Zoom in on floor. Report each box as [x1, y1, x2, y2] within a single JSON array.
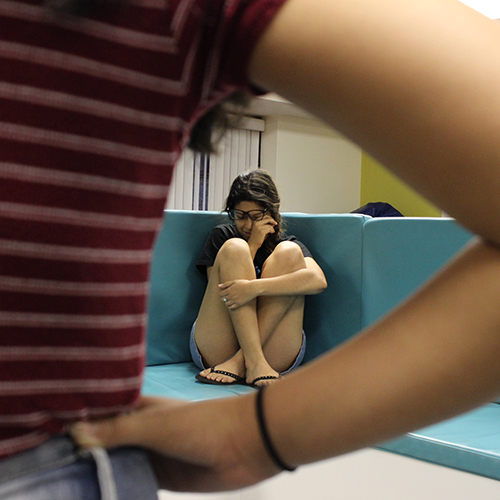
[[158, 448, 500, 500]]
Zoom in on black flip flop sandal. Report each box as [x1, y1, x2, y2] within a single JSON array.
[[195, 367, 246, 385], [250, 374, 282, 388]]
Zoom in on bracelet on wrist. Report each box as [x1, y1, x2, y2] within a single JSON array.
[[255, 386, 297, 472]]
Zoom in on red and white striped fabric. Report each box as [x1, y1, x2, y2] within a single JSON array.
[[0, 0, 287, 458]]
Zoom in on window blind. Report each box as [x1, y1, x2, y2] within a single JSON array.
[[167, 117, 264, 211]]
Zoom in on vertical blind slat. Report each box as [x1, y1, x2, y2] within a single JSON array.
[[167, 125, 262, 211]]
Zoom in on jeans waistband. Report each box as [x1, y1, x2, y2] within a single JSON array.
[[0, 435, 118, 500]]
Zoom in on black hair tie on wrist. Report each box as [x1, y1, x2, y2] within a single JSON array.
[[255, 386, 296, 472]]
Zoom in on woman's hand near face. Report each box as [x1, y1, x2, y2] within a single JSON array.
[[247, 215, 277, 255]]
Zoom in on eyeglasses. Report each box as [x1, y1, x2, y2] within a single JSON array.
[[227, 208, 268, 221]]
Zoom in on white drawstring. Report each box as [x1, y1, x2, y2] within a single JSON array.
[[84, 447, 118, 500]]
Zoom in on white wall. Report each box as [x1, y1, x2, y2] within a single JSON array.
[[260, 115, 362, 214]]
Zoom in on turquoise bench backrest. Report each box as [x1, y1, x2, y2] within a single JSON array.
[[361, 217, 474, 328], [147, 211, 368, 366], [283, 213, 368, 361], [147, 210, 223, 366], [147, 212, 473, 367]]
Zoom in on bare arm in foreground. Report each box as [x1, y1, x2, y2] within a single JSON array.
[[71, 0, 500, 491]]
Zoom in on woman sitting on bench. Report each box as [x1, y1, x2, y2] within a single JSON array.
[[191, 170, 327, 388]]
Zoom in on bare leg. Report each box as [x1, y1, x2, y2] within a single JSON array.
[[195, 238, 269, 383], [195, 240, 307, 386], [251, 242, 306, 385]]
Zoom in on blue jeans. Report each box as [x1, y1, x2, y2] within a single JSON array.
[[0, 435, 158, 500]]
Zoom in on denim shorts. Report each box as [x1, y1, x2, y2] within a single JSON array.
[[0, 434, 158, 500], [190, 321, 306, 375]]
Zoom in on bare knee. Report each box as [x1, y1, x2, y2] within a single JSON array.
[[218, 238, 251, 260], [214, 238, 253, 274], [262, 241, 305, 276]]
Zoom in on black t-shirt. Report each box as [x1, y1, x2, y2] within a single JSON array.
[[196, 224, 313, 277]]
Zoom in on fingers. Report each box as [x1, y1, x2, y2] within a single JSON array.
[[263, 216, 277, 231], [70, 415, 130, 449], [218, 282, 234, 301], [72, 394, 278, 492], [70, 414, 141, 449], [257, 217, 277, 232], [218, 282, 232, 291], [251, 217, 276, 239], [218, 282, 233, 308], [218, 282, 246, 309], [222, 297, 240, 310], [69, 396, 185, 449], [262, 214, 277, 225]]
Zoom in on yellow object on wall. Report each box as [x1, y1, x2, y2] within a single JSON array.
[[360, 153, 441, 217]]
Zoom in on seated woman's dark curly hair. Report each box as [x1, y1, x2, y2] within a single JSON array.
[[224, 170, 283, 253]]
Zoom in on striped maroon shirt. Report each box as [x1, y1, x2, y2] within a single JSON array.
[[0, 0, 287, 458]]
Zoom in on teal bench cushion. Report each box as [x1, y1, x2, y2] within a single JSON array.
[[279, 213, 368, 361], [143, 363, 254, 400], [360, 217, 500, 480], [147, 211, 223, 366], [361, 217, 473, 328], [378, 403, 500, 481]]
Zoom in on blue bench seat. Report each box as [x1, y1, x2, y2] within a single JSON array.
[[144, 210, 500, 481]]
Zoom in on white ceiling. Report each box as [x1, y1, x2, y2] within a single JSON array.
[[457, 1, 500, 19]]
